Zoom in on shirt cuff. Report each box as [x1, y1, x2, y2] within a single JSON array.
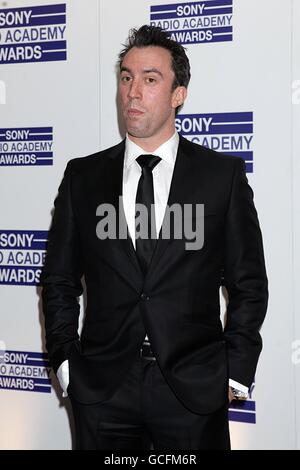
[[56, 359, 69, 397], [229, 378, 249, 396]]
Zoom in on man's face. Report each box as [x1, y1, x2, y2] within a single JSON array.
[[119, 46, 186, 147]]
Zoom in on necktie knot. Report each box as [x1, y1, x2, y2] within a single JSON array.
[[136, 154, 161, 172]]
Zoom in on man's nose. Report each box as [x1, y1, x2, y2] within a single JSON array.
[[128, 79, 142, 99]]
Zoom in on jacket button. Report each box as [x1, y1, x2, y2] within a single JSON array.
[[140, 293, 149, 300]]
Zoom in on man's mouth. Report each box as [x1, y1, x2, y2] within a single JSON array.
[[127, 108, 144, 117]]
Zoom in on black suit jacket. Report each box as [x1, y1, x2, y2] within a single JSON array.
[[41, 135, 268, 413]]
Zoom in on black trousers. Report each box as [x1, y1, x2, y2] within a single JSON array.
[[69, 356, 230, 450]]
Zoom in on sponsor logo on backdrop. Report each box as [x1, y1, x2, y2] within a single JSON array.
[[0, 3, 66, 64], [150, 0, 233, 44], [176, 112, 253, 173], [0, 230, 47, 285], [0, 127, 53, 166], [229, 383, 256, 424], [0, 348, 51, 393]]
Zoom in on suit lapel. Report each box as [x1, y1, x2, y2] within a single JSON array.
[[146, 136, 194, 277], [105, 136, 198, 283]]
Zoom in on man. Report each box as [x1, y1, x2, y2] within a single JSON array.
[[41, 25, 268, 450]]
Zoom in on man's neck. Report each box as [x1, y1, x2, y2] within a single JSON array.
[[127, 128, 176, 153]]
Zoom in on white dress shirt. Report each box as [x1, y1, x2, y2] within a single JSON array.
[[122, 131, 179, 246], [57, 132, 248, 397]]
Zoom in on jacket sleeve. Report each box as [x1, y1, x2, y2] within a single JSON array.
[[40, 161, 83, 373], [223, 158, 268, 388]]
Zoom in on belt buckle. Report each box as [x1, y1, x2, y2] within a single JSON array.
[[140, 340, 156, 361]]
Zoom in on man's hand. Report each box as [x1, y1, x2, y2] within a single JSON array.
[[228, 386, 235, 403]]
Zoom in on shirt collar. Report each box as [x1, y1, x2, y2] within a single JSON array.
[[124, 132, 179, 169]]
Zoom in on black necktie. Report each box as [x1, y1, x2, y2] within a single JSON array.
[[135, 154, 161, 274]]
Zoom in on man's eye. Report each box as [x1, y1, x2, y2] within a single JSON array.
[[146, 77, 156, 83], [121, 76, 131, 82]]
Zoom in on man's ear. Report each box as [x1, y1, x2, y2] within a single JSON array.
[[172, 86, 187, 109]]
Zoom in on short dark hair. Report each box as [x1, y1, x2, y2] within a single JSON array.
[[118, 25, 191, 90]]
